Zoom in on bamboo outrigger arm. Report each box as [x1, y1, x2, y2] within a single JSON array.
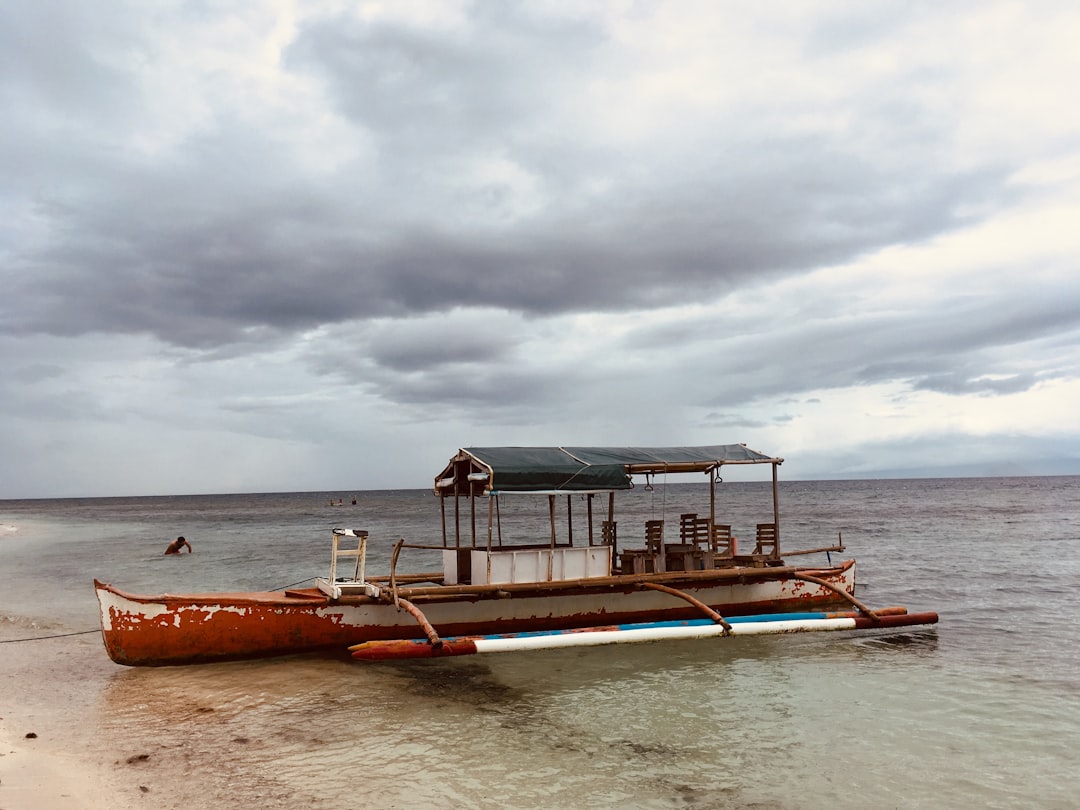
[[793, 571, 879, 620], [394, 597, 443, 649], [389, 539, 404, 607], [781, 542, 846, 557], [387, 538, 443, 647], [640, 582, 732, 632]]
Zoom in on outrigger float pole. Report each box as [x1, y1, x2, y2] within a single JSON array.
[[349, 607, 938, 661]]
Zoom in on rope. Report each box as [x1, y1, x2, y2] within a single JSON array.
[[4, 574, 326, 645], [4, 576, 320, 645], [274, 576, 316, 590], [648, 468, 670, 522], [0, 629, 99, 643]]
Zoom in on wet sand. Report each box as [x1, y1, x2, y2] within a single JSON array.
[[0, 716, 118, 810], [0, 618, 362, 810], [0, 621, 148, 810]]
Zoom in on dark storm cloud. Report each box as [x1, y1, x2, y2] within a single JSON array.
[[1, 143, 1009, 349], [2, 1, 1079, 496], [0, 3, 1020, 356]]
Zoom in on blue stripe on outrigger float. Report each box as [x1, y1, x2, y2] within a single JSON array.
[[348, 607, 938, 661], [426, 608, 905, 640]]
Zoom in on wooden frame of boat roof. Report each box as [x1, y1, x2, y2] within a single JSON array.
[[433, 444, 786, 555]]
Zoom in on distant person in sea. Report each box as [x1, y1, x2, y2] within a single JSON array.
[[164, 536, 192, 555]]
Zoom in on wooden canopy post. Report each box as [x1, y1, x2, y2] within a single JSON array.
[[548, 495, 556, 547], [454, 489, 461, 549], [771, 462, 781, 558], [709, 466, 718, 531], [566, 494, 573, 546], [587, 493, 594, 546], [441, 495, 448, 548], [470, 486, 476, 550], [608, 491, 616, 556]]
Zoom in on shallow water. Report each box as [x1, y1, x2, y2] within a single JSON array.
[[2, 477, 1079, 808]]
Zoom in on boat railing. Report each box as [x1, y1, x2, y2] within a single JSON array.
[[321, 526, 846, 601]]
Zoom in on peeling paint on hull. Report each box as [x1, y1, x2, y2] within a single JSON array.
[[94, 560, 856, 666]]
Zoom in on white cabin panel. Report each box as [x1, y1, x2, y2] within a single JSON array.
[[470, 546, 612, 585], [443, 549, 459, 585]]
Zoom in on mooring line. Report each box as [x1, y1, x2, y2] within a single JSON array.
[[0, 629, 99, 643]]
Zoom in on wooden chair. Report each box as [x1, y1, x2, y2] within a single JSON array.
[[657, 519, 700, 572], [679, 513, 726, 569], [619, 520, 667, 575], [753, 523, 779, 559], [601, 520, 617, 545], [679, 513, 708, 545], [645, 519, 665, 554], [710, 523, 735, 560]]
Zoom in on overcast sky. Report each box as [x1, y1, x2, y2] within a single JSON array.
[[2, 1, 1079, 498]]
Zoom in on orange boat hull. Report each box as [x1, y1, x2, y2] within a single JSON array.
[[95, 560, 857, 666]]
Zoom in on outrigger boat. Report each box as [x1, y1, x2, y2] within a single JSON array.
[[95, 445, 938, 666]]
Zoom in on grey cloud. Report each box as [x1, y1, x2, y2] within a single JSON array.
[[704, 412, 796, 428], [0, 381, 109, 422], [702, 413, 773, 429], [285, 6, 604, 149], [600, 284, 1080, 420], [0, 2, 139, 124], [10, 363, 65, 384], [1, 3, 1022, 356], [911, 372, 1037, 396], [4, 2, 1080, 497], [803, 431, 1080, 480], [1, 151, 1009, 349], [305, 258, 1080, 425], [362, 364, 569, 419], [366, 327, 509, 373]]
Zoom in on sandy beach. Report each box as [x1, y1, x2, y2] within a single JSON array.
[[0, 623, 142, 810], [0, 616, 357, 810], [0, 716, 119, 810]]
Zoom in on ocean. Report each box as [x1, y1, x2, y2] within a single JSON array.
[[1, 476, 1079, 809]]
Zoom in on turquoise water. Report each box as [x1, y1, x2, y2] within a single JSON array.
[[2, 477, 1079, 808]]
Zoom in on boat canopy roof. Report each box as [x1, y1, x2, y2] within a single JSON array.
[[435, 445, 782, 494]]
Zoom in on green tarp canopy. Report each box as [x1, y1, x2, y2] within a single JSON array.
[[441, 445, 781, 493]]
